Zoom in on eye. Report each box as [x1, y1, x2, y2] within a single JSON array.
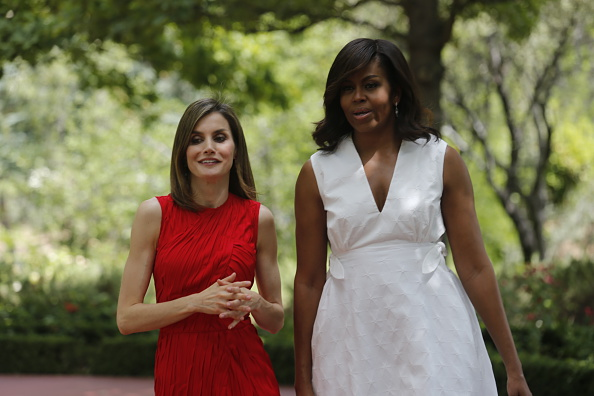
[[340, 85, 354, 93], [365, 82, 379, 89], [189, 134, 203, 145], [214, 134, 228, 143]]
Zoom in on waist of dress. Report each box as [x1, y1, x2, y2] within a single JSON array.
[[328, 240, 447, 280], [159, 315, 252, 335]]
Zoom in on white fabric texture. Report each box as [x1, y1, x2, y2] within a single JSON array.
[[309, 135, 497, 395]]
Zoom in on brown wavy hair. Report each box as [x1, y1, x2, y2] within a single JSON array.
[[313, 38, 440, 151], [170, 98, 257, 211]]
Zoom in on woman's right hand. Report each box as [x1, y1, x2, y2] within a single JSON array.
[[190, 272, 252, 317]]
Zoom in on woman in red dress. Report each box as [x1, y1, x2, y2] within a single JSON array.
[[117, 98, 284, 396]]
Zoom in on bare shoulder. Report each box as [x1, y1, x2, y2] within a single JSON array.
[[297, 158, 314, 180], [257, 203, 278, 250], [296, 159, 320, 197], [136, 197, 162, 222], [131, 198, 162, 244], [258, 204, 275, 227], [443, 145, 472, 191], [444, 145, 466, 171]]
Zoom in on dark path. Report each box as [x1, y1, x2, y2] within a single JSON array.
[[0, 375, 296, 396]]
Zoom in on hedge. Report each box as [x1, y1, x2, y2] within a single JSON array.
[[0, 334, 157, 376], [0, 333, 289, 382], [0, 335, 89, 374], [2, 334, 594, 392], [491, 352, 594, 395]]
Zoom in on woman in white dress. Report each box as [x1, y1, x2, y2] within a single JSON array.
[[293, 38, 532, 396]]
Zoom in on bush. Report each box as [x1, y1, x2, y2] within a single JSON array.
[[484, 324, 594, 361], [263, 338, 294, 385], [260, 311, 295, 385], [0, 335, 89, 374], [2, 332, 594, 392], [500, 259, 594, 329], [0, 333, 157, 376], [90, 334, 158, 376], [491, 352, 594, 395]]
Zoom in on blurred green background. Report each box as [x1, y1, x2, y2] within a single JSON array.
[[1, 1, 594, 394]]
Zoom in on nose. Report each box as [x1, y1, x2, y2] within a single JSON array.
[[353, 86, 365, 102], [202, 137, 215, 153]]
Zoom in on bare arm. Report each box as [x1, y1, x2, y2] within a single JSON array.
[[441, 147, 531, 396], [293, 160, 329, 396], [220, 205, 284, 333], [116, 198, 252, 335]]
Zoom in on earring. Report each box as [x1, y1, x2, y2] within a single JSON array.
[[394, 102, 399, 118]]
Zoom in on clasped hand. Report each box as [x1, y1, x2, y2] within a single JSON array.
[[204, 272, 257, 329]]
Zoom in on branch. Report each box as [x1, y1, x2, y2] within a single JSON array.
[[337, 14, 392, 33], [487, 35, 524, 196], [529, 13, 576, 198], [446, 83, 508, 202], [337, 1, 408, 41], [445, 73, 537, 262]]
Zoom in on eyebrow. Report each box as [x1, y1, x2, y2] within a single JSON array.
[[342, 74, 381, 83], [190, 128, 230, 134]]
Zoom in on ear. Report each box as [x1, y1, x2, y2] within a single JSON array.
[[392, 87, 402, 104]]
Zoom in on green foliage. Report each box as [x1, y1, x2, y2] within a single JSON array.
[[91, 335, 158, 376], [0, 334, 157, 376], [491, 351, 594, 395], [260, 304, 295, 384], [500, 259, 594, 329], [0, 20, 372, 360], [0, 335, 89, 374], [1, 1, 594, 387], [466, 159, 524, 266], [461, 0, 549, 39], [0, 54, 169, 253], [484, 323, 594, 365], [0, 0, 338, 107], [0, 49, 171, 344], [443, 0, 594, 262], [0, 225, 126, 341]]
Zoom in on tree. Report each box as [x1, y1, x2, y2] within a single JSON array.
[[1, 0, 546, 118], [3, 0, 583, 265], [442, 0, 591, 263]]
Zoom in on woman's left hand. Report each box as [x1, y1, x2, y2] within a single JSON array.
[[507, 374, 532, 396], [216, 278, 259, 329]]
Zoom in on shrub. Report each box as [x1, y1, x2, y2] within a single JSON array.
[[0, 333, 157, 376], [491, 352, 594, 395], [500, 259, 594, 330], [90, 334, 158, 376], [0, 335, 89, 374]]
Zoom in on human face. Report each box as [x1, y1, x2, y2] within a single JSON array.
[[339, 60, 398, 135], [186, 112, 236, 184]]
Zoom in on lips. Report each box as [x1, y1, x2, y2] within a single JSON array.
[[198, 159, 220, 164], [352, 108, 372, 119]]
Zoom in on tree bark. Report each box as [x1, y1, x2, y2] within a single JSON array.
[[402, 0, 452, 125]]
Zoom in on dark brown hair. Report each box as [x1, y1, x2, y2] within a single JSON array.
[[313, 38, 439, 151], [170, 98, 256, 211]]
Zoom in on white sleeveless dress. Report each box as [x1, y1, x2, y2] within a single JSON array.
[[309, 135, 497, 395]]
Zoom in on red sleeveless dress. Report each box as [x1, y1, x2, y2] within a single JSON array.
[[153, 194, 280, 396]]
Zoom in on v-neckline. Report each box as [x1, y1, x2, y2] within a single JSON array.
[[348, 136, 405, 214]]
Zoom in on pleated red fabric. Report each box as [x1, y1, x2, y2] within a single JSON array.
[[153, 194, 280, 396]]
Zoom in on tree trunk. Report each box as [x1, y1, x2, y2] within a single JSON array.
[[402, 0, 453, 126]]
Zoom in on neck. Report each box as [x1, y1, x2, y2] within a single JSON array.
[[352, 130, 401, 157], [190, 177, 230, 208]]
